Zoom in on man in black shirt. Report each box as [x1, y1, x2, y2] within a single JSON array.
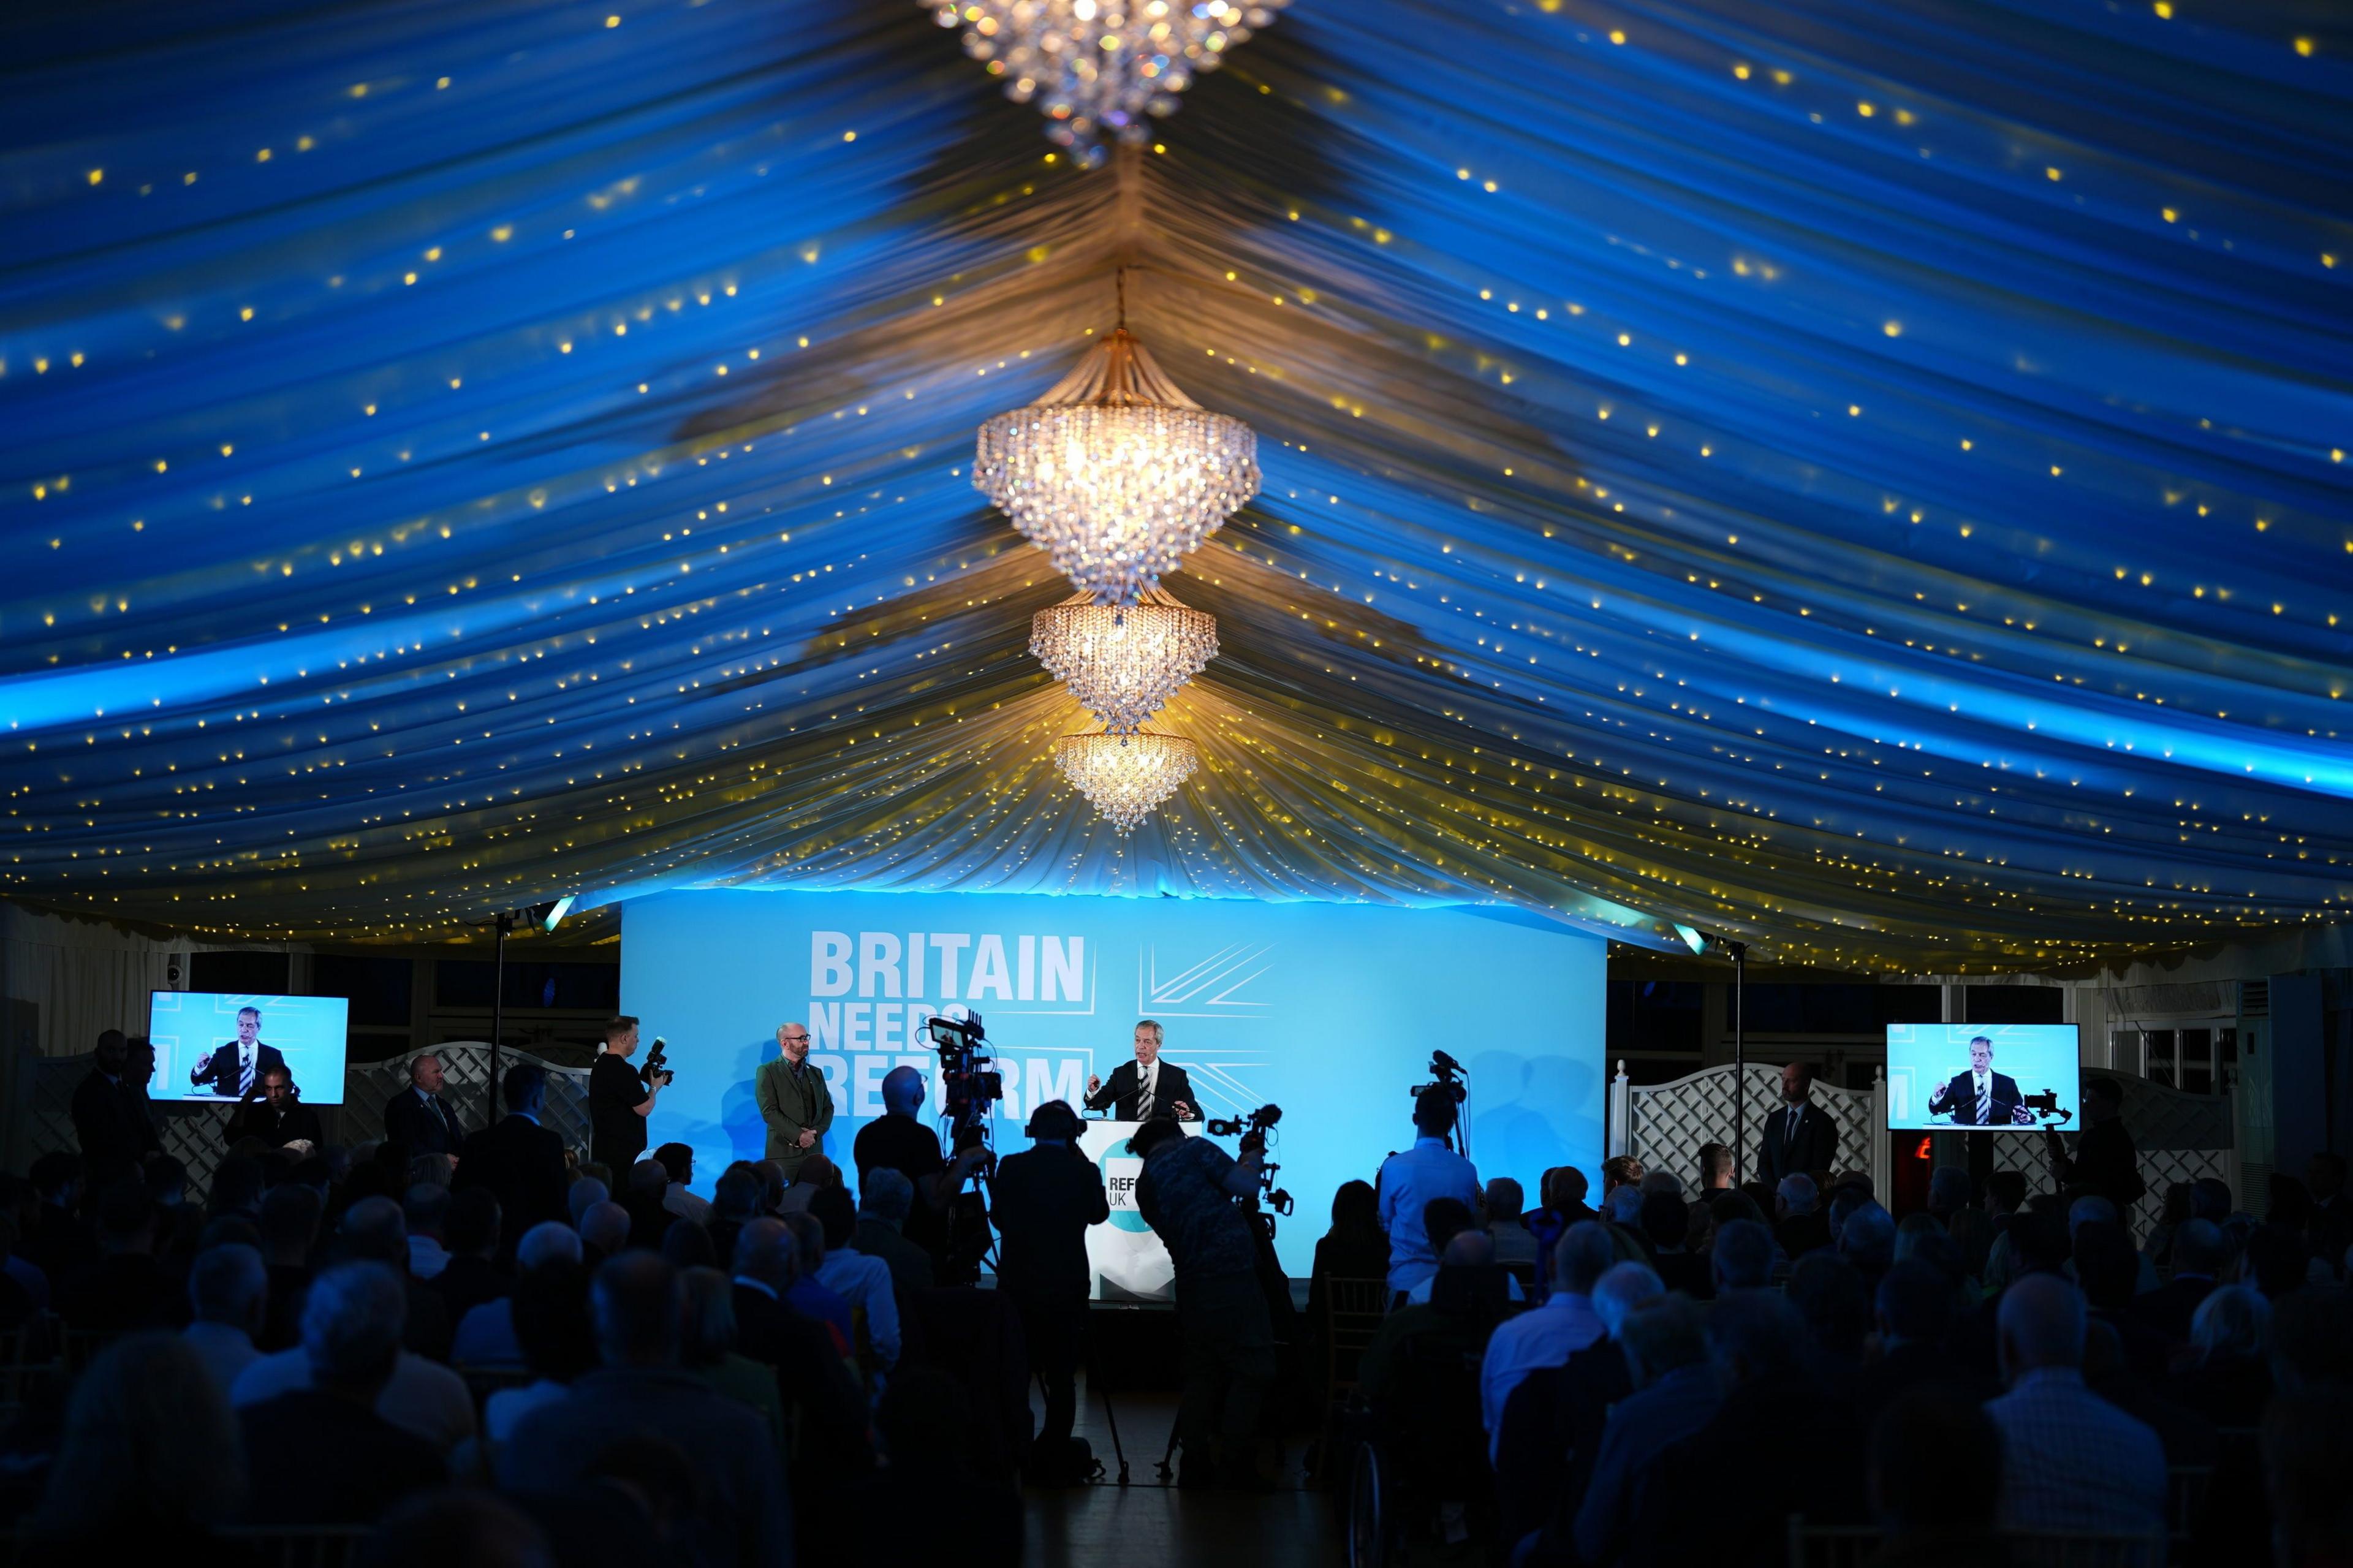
[[2050, 1077, 2144, 1211], [991, 1099, 1109, 1480], [70, 1029, 161, 1186], [589, 1015, 667, 1171], [225, 1064, 325, 1149], [852, 1064, 989, 1262]]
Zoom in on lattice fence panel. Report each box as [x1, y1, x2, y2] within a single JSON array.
[[1627, 1063, 1875, 1184], [1991, 1070, 2234, 1238]]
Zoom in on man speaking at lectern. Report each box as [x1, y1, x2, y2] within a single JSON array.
[[1927, 1035, 2034, 1126], [1085, 1020, 1199, 1121]]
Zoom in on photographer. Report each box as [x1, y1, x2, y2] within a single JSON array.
[[1131, 1114, 1273, 1489], [589, 1015, 668, 1172], [991, 1099, 1110, 1483]]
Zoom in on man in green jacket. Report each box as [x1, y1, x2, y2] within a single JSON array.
[[754, 1021, 832, 1180]]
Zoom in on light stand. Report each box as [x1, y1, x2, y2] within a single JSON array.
[[1676, 926, 1750, 1181], [488, 895, 575, 1126]]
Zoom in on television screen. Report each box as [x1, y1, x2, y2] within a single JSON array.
[[1885, 1022, 2079, 1131], [150, 991, 350, 1105]]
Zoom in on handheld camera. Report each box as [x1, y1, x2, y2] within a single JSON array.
[[925, 1010, 1004, 1143], [642, 1036, 676, 1088]]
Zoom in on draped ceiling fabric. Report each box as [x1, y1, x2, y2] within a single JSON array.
[[3, 0, 2351, 970]]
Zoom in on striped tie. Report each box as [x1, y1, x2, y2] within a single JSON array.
[[1135, 1069, 1154, 1121], [1976, 1080, 1990, 1125]]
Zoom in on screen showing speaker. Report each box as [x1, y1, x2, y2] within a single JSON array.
[[149, 991, 350, 1104], [1885, 1023, 2078, 1131]]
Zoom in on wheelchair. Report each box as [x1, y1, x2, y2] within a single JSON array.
[[1344, 1309, 1503, 1568]]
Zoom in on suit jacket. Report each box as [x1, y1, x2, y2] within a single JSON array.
[[452, 1114, 567, 1246], [1929, 1069, 2025, 1126], [70, 1068, 161, 1182], [191, 1041, 286, 1097], [1756, 1099, 1839, 1185], [752, 1056, 833, 1167], [382, 1088, 466, 1156], [1084, 1058, 1199, 1121], [991, 1143, 1110, 1301]]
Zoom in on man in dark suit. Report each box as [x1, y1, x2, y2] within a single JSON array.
[[382, 1053, 466, 1156], [70, 1029, 161, 1186], [453, 1064, 568, 1248], [1082, 1018, 1200, 1120], [189, 1005, 287, 1097], [992, 1098, 1110, 1480], [1927, 1036, 2033, 1126], [2130, 1218, 2224, 1346], [1757, 1061, 1839, 1186]]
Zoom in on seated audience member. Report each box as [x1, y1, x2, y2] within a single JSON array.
[[27, 1333, 244, 1548], [1601, 1154, 1643, 1199], [777, 1152, 840, 1214], [854, 1167, 936, 1297], [428, 1187, 507, 1326], [1710, 1217, 1775, 1295], [1493, 1261, 1662, 1546], [235, 1243, 477, 1455], [706, 1165, 763, 1269], [336, 1195, 452, 1361], [1837, 1200, 1896, 1287], [1637, 1169, 1684, 1200], [566, 1176, 610, 1230], [1692, 1142, 1737, 1203], [1358, 1230, 1516, 1409], [808, 1184, 900, 1367], [238, 1262, 447, 1524], [257, 1181, 322, 1351], [1603, 1183, 1645, 1229], [1925, 1164, 1973, 1222], [1629, 1289, 1868, 1567], [779, 1210, 855, 1353], [2135, 1216, 2226, 1346], [1487, 1178, 1538, 1271], [1377, 1086, 1483, 1300], [1638, 1191, 1710, 1298], [653, 1142, 711, 1225], [403, 1183, 452, 1281], [452, 1065, 569, 1247], [222, 1064, 324, 1151], [182, 1241, 267, 1397], [58, 1181, 170, 1331], [1306, 1179, 1390, 1333], [364, 1491, 555, 1568], [859, 1366, 1025, 1568], [1868, 1388, 2004, 1568], [1524, 1167, 1597, 1289], [2075, 1218, 2170, 1384], [499, 1254, 792, 1568], [1857, 1258, 1985, 1424], [1946, 1205, 1995, 1284], [1985, 1274, 2165, 1535], [661, 1218, 717, 1270], [678, 1265, 784, 1445], [621, 1161, 674, 1252], [453, 1221, 580, 1370], [1564, 1293, 1718, 1568], [727, 1216, 871, 1518], [1404, 1197, 1524, 1305], [485, 1259, 596, 1447], [577, 1200, 631, 1265], [2264, 1387, 2353, 1568], [1775, 1172, 1831, 1259], [2170, 1284, 2273, 1430], [1480, 1222, 1612, 1453]]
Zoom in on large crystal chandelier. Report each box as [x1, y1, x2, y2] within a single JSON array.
[[1053, 729, 1198, 833], [1031, 587, 1217, 732], [929, 0, 1290, 167], [975, 322, 1259, 607]]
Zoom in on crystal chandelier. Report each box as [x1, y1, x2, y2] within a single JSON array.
[[975, 322, 1259, 607], [1031, 586, 1217, 732], [929, 0, 1291, 168], [1053, 729, 1197, 833]]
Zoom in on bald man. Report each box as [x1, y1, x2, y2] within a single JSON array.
[[754, 1023, 832, 1180], [383, 1053, 466, 1156], [852, 1065, 990, 1262]]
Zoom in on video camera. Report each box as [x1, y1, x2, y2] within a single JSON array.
[[1205, 1104, 1293, 1218], [2021, 1089, 2071, 1125], [924, 1010, 1004, 1141], [1410, 1048, 1467, 1105], [642, 1036, 676, 1088]]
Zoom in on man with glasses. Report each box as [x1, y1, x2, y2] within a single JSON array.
[[755, 1021, 833, 1182]]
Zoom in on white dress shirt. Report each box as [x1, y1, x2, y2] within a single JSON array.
[[813, 1246, 901, 1367], [1477, 1289, 1605, 1458], [232, 1347, 477, 1453]]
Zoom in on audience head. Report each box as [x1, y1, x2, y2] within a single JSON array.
[[2191, 1282, 2270, 1364], [1441, 1229, 1495, 1270], [188, 1241, 267, 1333], [652, 1142, 694, 1187], [2172, 1217, 2227, 1279], [712, 1167, 763, 1224], [338, 1195, 406, 1269], [209, 1154, 265, 1218], [517, 1221, 583, 1272], [661, 1218, 715, 1270], [445, 1187, 501, 1260], [403, 1182, 450, 1242], [407, 1153, 455, 1191], [1927, 1166, 1972, 1216], [1870, 1389, 2000, 1538], [2066, 1194, 2119, 1236], [1591, 1261, 1664, 1338], [781, 1210, 825, 1271], [881, 1065, 927, 1117], [1485, 1177, 1524, 1221], [751, 1161, 788, 1212], [860, 1167, 915, 1227], [1553, 1221, 1616, 1297], [1601, 1154, 1643, 1194], [793, 1152, 842, 1188], [1550, 1166, 1590, 1210], [1025, 1099, 1082, 1143], [677, 1266, 740, 1368], [511, 1260, 596, 1384], [1712, 1219, 1775, 1292], [1789, 1252, 1870, 1360], [145, 1154, 189, 1209], [2190, 1176, 2234, 1223], [1412, 1085, 1458, 1138], [1604, 1185, 1645, 1225], [1997, 1273, 2086, 1382], [361, 1490, 554, 1568], [1637, 1169, 1684, 1199], [627, 1161, 669, 1202], [1697, 1143, 1733, 1189], [303, 1261, 408, 1397], [1639, 1191, 1688, 1252], [1838, 1202, 1896, 1275], [592, 1252, 681, 1368], [733, 1218, 798, 1292], [2072, 1219, 2137, 1311], [34, 1333, 245, 1532], [95, 1181, 157, 1254], [2010, 1208, 2072, 1274], [502, 1062, 547, 1117], [567, 1176, 610, 1227], [1330, 1179, 1380, 1237], [577, 1201, 631, 1257], [1776, 1173, 1818, 1216], [2245, 1225, 2312, 1300], [1876, 1258, 1957, 1347], [1618, 1293, 1707, 1390], [1985, 1170, 2027, 1216], [810, 1184, 858, 1250], [1707, 1288, 1806, 1385], [258, 1181, 322, 1262], [1420, 1195, 1476, 1257]]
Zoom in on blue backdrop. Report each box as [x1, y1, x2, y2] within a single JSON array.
[[620, 888, 1607, 1273]]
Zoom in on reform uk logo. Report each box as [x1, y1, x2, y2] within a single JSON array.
[[1137, 942, 1273, 1020]]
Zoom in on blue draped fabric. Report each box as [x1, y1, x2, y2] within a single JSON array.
[[1, 0, 2348, 966]]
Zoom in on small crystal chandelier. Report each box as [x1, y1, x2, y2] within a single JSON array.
[[1053, 729, 1197, 833], [975, 293, 1259, 607], [1031, 586, 1217, 732], [929, 0, 1291, 168]]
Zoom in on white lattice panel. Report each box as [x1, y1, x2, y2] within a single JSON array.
[[1991, 1070, 2234, 1238], [1626, 1062, 1876, 1183]]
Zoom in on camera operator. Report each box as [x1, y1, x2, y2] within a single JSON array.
[[1131, 1114, 1274, 1489], [589, 1015, 669, 1171], [1378, 1084, 1482, 1303], [854, 1065, 991, 1265], [991, 1099, 1110, 1483]]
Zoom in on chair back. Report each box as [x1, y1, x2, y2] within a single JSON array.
[[218, 1525, 373, 1568], [2004, 1532, 2167, 1568], [1323, 1277, 1389, 1395], [1786, 1520, 1879, 1568]]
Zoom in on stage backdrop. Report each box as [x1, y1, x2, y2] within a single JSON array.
[[618, 888, 1607, 1275]]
